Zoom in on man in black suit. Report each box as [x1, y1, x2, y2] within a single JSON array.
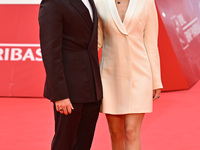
[[38, 0, 103, 149]]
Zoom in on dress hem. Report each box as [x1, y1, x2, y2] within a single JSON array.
[[100, 110, 152, 114]]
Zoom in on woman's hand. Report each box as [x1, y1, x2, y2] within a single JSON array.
[[153, 89, 161, 100], [55, 98, 74, 115]]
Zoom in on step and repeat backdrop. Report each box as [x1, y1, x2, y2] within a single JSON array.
[[0, 0, 43, 97], [0, 0, 200, 97], [156, 0, 200, 90]]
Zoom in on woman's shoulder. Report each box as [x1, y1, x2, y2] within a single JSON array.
[[94, 0, 107, 7], [138, 0, 154, 5], [138, 0, 156, 10], [144, 0, 155, 3], [147, 0, 156, 6]]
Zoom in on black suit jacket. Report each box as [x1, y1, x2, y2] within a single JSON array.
[[39, 0, 103, 103]]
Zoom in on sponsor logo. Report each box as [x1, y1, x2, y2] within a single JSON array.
[[0, 44, 42, 61], [170, 15, 200, 50]]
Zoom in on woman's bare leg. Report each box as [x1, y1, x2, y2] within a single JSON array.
[[106, 114, 125, 150], [124, 113, 145, 150]]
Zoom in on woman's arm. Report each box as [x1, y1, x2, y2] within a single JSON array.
[[98, 17, 104, 50], [143, 0, 163, 90]]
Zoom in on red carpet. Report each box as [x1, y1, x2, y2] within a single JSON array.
[[0, 80, 200, 150]]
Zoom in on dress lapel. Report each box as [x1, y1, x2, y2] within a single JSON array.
[[70, 0, 93, 29], [123, 0, 138, 28], [108, 0, 138, 35], [108, 0, 128, 35]]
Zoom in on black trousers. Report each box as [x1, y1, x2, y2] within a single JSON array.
[[51, 100, 101, 150]]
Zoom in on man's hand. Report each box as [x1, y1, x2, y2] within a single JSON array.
[[153, 89, 161, 100], [55, 98, 74, 115]]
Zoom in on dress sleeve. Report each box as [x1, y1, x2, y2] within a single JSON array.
[[143, 0, 163, 89], [39, 0, 69, 101]]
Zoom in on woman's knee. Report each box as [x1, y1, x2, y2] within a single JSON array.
[[106, 114, 125, 140], [124, 114, 144, 142], [125, 127, 139, 142], [109, 126, 124, 140]]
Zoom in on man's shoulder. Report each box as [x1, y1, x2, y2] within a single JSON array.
[[40, 0, 67, 7], [39, 0, 70, 13]]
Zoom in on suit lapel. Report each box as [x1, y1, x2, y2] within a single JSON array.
[[88, 0, 98, 48], [89, 0, 96, 23], [70, 0, 93, 29], [108, 0, 138, 35]]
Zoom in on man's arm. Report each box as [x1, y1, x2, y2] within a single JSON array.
[[39, 0, 69, 102]]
